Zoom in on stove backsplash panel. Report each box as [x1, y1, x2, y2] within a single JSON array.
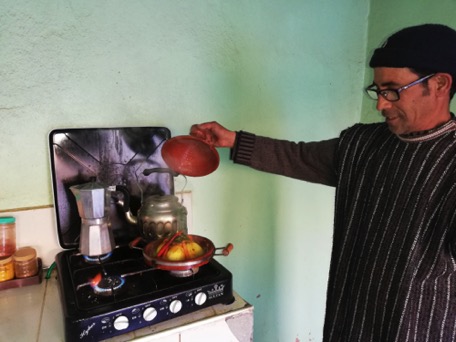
[[49, 127, 175, 250]]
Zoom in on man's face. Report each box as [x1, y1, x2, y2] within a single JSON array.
[[372, 67, 436, 135]]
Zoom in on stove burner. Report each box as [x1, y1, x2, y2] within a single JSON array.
[[83, 252, 112, 264], [91, 273, 126, 296], [169, 267, 199, 278]]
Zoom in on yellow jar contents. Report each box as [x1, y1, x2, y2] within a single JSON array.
[[13, 247, 38, 278], [0, 256, 14, 282]]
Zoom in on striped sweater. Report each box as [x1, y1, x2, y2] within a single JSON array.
[[233, 120, 456, 341]]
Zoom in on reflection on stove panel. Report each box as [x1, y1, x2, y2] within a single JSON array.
[[49, 127, 174, 249]]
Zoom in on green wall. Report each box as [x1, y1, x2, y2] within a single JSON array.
[[1, 1, 369, 341]]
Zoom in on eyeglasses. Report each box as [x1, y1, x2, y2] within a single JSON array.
[[365, 73, 435, 102]]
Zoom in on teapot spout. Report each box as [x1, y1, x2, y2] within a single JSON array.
[[125, 210, 138, 225], [113, 185, 138, 226]]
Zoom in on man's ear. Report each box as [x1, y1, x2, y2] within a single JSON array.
[[433, 73, 453, 97]]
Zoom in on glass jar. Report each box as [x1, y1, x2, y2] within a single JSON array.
[[13, 247, 38, 278], [0, 256, 14, 282], [0, 216, 16, 257]]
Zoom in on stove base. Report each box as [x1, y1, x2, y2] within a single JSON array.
[[55, 248, 234, 342]]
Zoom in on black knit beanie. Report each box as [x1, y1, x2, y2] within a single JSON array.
[[369, 24, 456, 76]]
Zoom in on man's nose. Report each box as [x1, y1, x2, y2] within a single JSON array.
[[376, 96, 393, 111]]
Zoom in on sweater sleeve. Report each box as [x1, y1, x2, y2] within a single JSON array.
[[230, 131, 338, 186]]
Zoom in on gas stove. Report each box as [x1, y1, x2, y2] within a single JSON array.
[[55, 246, 233, 342], [49, 127, 235, 341]]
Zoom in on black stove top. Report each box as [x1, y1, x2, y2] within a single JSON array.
[[56, 246, 234, 342]]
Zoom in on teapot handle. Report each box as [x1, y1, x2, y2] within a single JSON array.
[[142, 167, 178, 177]]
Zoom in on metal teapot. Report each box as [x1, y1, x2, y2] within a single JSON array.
[[116, 186, 188, 241]]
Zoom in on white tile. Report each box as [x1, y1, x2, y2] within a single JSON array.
[[0, 281, 45, 342], [39, 277, 65, 342]]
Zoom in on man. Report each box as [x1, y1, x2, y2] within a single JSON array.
[[190, 24, 456, 341]]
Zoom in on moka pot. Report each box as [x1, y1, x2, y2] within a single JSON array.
[[70, 182, 116, 256]]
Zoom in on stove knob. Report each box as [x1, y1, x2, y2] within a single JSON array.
[[169, 299, 183, 314], [113, 315, 129, 331], [143, 307, 158, 322], [195, 292, 207, 306]]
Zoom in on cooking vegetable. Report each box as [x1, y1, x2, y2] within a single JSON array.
[[184, 241, 204, 259], [156, 231, 183, 258], [155, 232, 205, 261], [165, 244, 186, 261]]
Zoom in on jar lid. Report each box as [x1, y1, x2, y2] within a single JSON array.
[[13, 247, 37, 262], [0, 256, 12, 265], [0, 217, 15, 224]]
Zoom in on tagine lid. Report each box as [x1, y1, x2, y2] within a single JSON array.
[[161, 135, 220, 177]]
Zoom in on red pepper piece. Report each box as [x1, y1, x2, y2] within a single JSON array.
[[157, 231, 184, 258]]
